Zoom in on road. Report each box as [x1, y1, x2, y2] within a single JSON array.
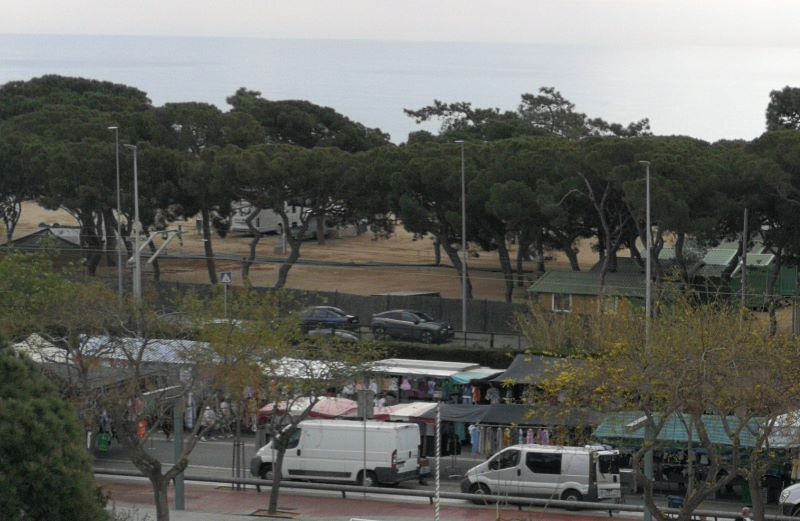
[[94, 433, 473, 493], [94, 433, 773, 518]]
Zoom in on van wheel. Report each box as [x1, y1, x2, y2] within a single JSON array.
[[359, 470, 378, 487], [561, 489, 583, 509], [259, 464, 273, 480], [470, 483, 491, 504]]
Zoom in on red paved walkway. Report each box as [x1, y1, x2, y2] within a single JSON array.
[[99, 477, 633, 521]]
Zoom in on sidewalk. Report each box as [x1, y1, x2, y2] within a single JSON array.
[[101, 476, 637, 521]]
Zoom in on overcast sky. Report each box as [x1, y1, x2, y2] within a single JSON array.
[[4, 0, 800, 46]]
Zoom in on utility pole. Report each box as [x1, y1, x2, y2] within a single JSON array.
[[741, 208, 748, 312], [108, 126, 123, 303], [640, 160, 653, 521], [455, 140, 468, 344]]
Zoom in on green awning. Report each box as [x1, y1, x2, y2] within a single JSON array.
[[451, 367, 503, 384], [593, 411, 761, 448]]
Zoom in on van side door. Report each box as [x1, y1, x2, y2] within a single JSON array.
[[280, 428, 305, 479], [518, 451, 563, 498], [481, 448, 522, 497]]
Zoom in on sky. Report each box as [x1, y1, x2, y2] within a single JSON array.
[[4, 0, 800, 47]]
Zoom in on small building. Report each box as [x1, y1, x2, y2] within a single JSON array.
[[1, 225, 84, 266], [527, 268, 644, 314]]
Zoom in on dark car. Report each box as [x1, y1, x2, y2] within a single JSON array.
[[306, 328, 360, 342], [299, 306, 359, 331], [370, 309, 454, 344]]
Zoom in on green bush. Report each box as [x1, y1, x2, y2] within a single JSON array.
[[0, 346, 108, 521]]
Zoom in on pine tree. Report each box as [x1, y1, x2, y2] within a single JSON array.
[[0, 345, 108, 521]]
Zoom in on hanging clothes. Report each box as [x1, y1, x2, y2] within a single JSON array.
[[518, 428, 524, 445], [461, 385, 472, 404], [502, 427, 512, 447], [441, 380, 452, 400], [485, 387, 501, 405], [472, 385, 481, 404], [526, 428, 534, 444], [540, 428, 550, 445], [469, 424, 480, 454]]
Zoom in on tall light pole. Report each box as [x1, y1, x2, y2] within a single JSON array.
[[639, 160, 652, 521], [124, 144, 142, 301], [455, 140, 467, 344], [108, 126, 123, 303]]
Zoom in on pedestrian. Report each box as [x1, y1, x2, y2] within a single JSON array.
[[201, 405, 217, 441], [734, 507, 753, 521]]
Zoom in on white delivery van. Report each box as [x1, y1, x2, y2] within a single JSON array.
[[460, 444, 621, 504], [250, 419, 426, 486], [229, 200, 334, 238], [779, 483, 800, 516]]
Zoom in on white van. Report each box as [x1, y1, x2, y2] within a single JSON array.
[[460, 444, 621, 504], [779, 482, 800, 516], [230, 200, 334, 238], [250, 419, 426, 486]]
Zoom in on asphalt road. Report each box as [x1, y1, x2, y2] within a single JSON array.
[[93, 433, 473, 493]]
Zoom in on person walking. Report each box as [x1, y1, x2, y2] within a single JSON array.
[[201, 405, 217, 441]]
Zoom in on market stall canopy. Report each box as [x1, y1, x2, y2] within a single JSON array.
[[769, 411, 800, 448], [259, 396, 358, 420], [489, 354, 571, 386], [374, 402, 438, 421], [370, 358, 480, 378], [594, 411, 761, 448], [450, 367, 504, 384]]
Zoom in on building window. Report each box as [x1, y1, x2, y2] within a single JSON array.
[[602, 296, 620, 313], [552, 294, 572, 313]]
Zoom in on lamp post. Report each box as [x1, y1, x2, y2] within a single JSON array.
[[123, 144, 142, 301], [108, 126, 123, 303], [455, 140, 467, 344], [639, 160, 652, 521]]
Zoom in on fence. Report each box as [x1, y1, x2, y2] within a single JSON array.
[[93, 468, 788, 520], [153, 281, 530, 336]]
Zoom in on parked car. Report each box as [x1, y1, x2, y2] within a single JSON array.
[[306, 328, 360, 342], [299, 306, 359, 331], [370, 309, 453, 344]]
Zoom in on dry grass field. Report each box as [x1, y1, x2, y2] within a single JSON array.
[[10, 201, 598, 303], [6, 201, 795, 332]]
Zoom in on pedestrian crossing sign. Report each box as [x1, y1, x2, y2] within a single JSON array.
[[219, 271, 233, 285]]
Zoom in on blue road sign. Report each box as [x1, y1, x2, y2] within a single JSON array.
[[219, 271, 233, 285]]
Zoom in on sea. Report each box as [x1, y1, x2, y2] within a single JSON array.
[[2, 33, 800, 144]]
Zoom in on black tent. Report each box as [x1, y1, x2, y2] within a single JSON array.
[[489, 354, 574, 385]]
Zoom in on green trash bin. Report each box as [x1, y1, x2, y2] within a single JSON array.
[[97, 432, 111, 452], [741, 482, 752, 504]]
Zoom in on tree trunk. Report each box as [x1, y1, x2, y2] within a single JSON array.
[[440, 238, 473, 299], [273, 213, 308, 290], [433, 237, 441, 266], [241, 207, 262, 282], [674, 232, 689, 281], [102, 209, 118, 267], [81, 213, 103, 276], [201, 207, 217, 284], [750, 471, 766, 521], [316, 216, 326, 246], [516, 233, 528, 286], [766, 250, 783, 337], [147, 233, 161, 282], [495, 234, 515, 303], [150, 474, 170, 521], [267, 448, 287, 515], [536, 230, 546, 273]]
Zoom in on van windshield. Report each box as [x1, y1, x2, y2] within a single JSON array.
[[598, 453, 620, 475]]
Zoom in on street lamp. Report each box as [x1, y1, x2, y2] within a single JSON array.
[[108, 126, 123, 303], [455, 140, 467, 344], [123, 144, 142, 301], [639, 160, 652, 521]]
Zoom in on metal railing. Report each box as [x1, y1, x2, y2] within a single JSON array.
[[93, 468, 795, 521]]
